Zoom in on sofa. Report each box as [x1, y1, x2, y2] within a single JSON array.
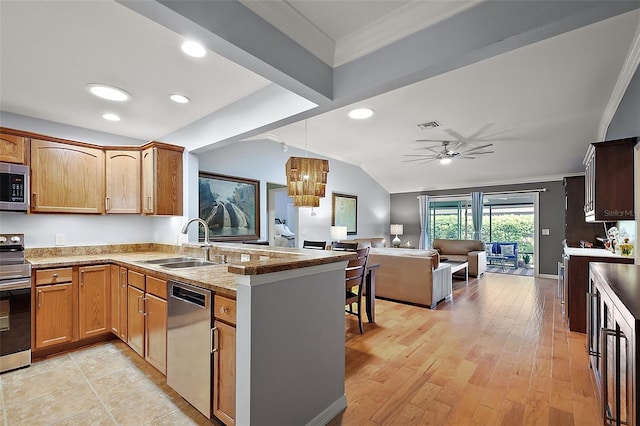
[[485, 241, 518, 268], [432, 239, 487, 277], [368, 248, 452, 309], [344, 237, 387, 248]]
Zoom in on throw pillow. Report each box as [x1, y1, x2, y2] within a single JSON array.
[[500, 244, 515, 256], [485, 243, 493, 255]]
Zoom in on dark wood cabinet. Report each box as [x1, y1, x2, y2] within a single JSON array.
[[589, 263, 640, 426], [564, 176, 600, 247], [583, 137, 637, 222], [564, 252, 632, 333]]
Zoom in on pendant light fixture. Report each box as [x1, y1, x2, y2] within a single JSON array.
[[285, 120, 329, 207]]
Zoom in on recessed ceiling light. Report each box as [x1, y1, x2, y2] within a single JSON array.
[[440, 158, 452, 165], [348, 107, 374, 120], [102, 113, 121, 122], [86, 84, 131, 102], [181, 41, 206, 58], [169, 94, 190, 104]]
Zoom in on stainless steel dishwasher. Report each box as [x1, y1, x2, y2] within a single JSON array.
[[167, 280, 213, 418]]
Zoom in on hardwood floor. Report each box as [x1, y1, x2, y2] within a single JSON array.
[[334, 272, 600, 425]]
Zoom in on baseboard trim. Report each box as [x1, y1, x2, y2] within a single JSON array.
[[538, 273, 557, 280], [306, 394, 347, 426]]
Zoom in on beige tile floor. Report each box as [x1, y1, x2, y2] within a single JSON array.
[[0, 340, 219, 426]]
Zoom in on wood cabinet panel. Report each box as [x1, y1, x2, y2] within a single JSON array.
[[78, 265, 110, 339], [146, 275, 167, 299], [35, 267, 73, 286], [118, 267, 128, 341], [30, 139, 105, 213], [110, 265, 120, 336], [35, 283, 74, 348], [213, 319, 236, 426], [145, 293, 167, 374], [141, 146, 183, 215], [128, 270, 145, 291], [214, 295, 236, 326], [0, 132, 26, 164], [105, 150, 141, 214], [127, 285, 145, 357]]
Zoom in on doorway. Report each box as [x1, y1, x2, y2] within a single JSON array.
[[267, 183, 296, 247]]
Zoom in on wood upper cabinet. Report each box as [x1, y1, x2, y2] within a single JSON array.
[[34, 268, 75, 349], [213, 295, 236, 426], [142, 145, 183, 215], [584, 137, 637, 222], [78, 265, 110, 339], [105, 149, 141, 214], [30, 139, 105, 213], [0, 132, 26, 164]]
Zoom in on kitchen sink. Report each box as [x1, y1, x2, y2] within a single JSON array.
[[160, 260, 219, 269], [142, 257, 196, 264]]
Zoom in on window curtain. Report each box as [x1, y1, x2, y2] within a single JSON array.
[[471, 191, 483, 241], [418, 195, 431, 249]]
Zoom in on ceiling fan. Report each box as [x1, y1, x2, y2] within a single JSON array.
[[403, 140, 494, 165]]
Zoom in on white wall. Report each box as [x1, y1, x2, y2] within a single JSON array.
[[196, 139, 390, 246]]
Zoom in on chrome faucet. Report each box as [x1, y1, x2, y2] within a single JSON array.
[[181, 218, 211, 260]]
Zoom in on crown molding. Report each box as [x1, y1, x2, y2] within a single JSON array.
[[598, 19, 640, 140], [239, 0, 335, 66], [334, 1, 477, 67]]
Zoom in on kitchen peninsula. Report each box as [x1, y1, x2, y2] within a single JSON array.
[[26, 243, 354, 426]]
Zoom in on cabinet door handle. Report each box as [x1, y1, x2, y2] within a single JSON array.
[[37, 289, 42, 308], [32, 193, 36, 208], [80, 270, 85, 287], [586, 292, 599, 357], [137, 296, 144, 314], [600, 327, 629, 425], [105, 197, 110, 211], [211, 326, 219, 353], [121, 270, 126, 287], [147, 196, 152, 211]]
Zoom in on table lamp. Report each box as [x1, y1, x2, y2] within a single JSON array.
[[390, 224, 403, 247], [331, 226, 347, 242]]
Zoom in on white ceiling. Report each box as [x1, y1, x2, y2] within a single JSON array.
[[1, 1, 639, 193]]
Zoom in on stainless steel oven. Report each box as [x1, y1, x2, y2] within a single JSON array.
[[0, 234, 32, 373], [0, 162, 29, 212]]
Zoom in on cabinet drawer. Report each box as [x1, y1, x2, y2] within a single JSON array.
[[214, 295, 236, 325], [128, 270, 145, 291], [35, 268, 73, 286], [146, 275, 167, 299]]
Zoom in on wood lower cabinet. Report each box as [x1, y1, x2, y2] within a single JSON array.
[[126, 270, 167, 374], [35, 281, 74, 348], [30, 139, 105, 213], [0, 132, 26, 164], [213, 295, 236, 425], [110, 265, 128, 341], [78, 265, 110, 339]]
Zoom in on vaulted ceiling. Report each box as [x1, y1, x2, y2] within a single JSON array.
[[1, 1, 638, 192]]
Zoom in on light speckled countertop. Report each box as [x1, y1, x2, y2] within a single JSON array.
[[26, 243, 353, 297]]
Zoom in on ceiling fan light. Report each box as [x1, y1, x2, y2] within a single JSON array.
[[440, 157, 452, 165]]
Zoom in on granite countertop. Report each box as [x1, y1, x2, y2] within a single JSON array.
[[26, 243, 353, 296], [564, 247, 632, 259]]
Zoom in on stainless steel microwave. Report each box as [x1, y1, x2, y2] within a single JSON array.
[[0, 162, 28, 212]]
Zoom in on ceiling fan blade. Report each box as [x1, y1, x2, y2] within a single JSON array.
[[415, 139, 450, 143], [416, 158, 439, 165], [462, 144, 493, 153], [443, 128, 466, 142], [450, 141, 465, 152], [415, 146, 442, 154], [402, 156, 435, 163], [457, 156, 476, 160]]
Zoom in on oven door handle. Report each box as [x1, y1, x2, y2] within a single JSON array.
[[0, 279, 31, 291]]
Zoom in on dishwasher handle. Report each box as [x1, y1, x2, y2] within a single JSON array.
[[169, 281, 209, 308]]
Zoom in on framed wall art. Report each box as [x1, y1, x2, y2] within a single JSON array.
[[332, 192, 357, 235], [198, 172, 260, 241]]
